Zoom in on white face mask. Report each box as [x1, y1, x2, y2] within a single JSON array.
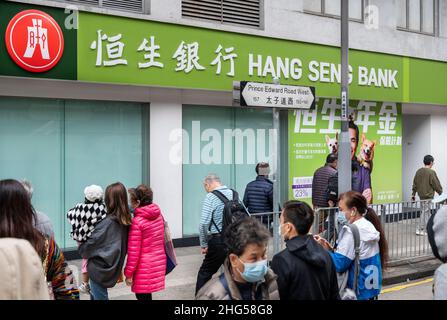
[[279, 223, 290, 240], [338, 211, 348, 225]]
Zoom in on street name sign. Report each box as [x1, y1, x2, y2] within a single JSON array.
[[237, 81, 316, 109]]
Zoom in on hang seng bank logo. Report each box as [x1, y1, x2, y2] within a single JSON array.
[[5, 10, 64, 73]]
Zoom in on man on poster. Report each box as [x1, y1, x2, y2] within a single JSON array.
[[349, 119, 373, 204]]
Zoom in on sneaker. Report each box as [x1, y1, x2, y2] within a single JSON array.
[[415, 228, 428, 236], [79, 282, 90, 294]]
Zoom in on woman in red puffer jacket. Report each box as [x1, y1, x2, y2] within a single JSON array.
[[124, 185, 166, 300]]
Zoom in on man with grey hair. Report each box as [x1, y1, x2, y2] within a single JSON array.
[[21, 180, 54, 237], [196, 173, 233, 295]]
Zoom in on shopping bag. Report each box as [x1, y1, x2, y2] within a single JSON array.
[[164, 218, 178, 275]]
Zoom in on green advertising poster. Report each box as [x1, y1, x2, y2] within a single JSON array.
[[288, 98, 402, 205]]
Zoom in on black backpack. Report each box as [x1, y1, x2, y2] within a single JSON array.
[[325, 169, 359, 205], [326, 173, 339, 205], [210, 189, 250, 234]]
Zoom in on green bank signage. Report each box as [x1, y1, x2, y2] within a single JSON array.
[[1, 2, 447, 106]]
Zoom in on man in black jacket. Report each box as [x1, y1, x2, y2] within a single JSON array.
[[243, 162, 273, 214], [270, 201, 340, 300]]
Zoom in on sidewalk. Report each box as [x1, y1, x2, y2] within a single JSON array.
[[67, 246, 442, 300], [68, 246, 202, 300], [383, 257, 442, 286]]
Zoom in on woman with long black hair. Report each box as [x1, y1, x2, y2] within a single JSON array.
[[0, 179, 79, 300]]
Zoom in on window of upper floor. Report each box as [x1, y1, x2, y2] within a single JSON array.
[[303, 0, 367, 23], [54, 0, 146, 14], [181, 0, 262, 29], [397, 0, 439, 36]]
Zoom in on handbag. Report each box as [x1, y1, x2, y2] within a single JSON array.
[[163, 217, 178, 275], [337, 223, 361, 300]]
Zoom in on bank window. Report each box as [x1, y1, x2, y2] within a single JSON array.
[[182, 106, 273, 237], [303, 0, 367, 22], [397, 0, 438, 35], [182, 0, 262, 29], [0, 97, 148, 250], [55, 0, 147, 14]]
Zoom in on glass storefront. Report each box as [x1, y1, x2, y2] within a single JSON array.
[[0, 97, 148, 249], [182, 106, 274, 237]]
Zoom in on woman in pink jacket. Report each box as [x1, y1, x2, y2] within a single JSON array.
[[124, 185, 166, 300]]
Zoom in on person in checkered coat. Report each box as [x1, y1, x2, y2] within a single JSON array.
[[67, 185, 107, 294]]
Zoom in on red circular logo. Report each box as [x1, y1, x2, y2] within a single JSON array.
[[5, 10, 64, 73]]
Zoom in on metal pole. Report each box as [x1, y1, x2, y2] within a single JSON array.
[[339, 0, 352, 195], [272, 105, 280, 255]]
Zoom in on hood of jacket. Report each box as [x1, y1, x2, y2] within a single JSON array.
[[286, 235, 327, 268], [428, 206, 447, 263], [352, 217, 380, 243], [134, 203, 162, 221]]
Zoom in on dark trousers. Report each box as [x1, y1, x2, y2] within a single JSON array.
[[195, 235, 227, 295], [136, 293, 152, 300]]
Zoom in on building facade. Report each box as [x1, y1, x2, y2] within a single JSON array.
[[1, 0, 446, 250]]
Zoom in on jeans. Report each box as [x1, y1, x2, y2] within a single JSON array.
[[418, 200, 432, 232], [89, 279, 109, 300], [195, 235, 227, 295]]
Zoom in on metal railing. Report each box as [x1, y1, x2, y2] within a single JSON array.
[[250, 211, 283, 260], [250, 200, 443, 265]]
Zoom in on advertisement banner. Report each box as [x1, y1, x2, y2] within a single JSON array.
[[288, 98, 402, 205]]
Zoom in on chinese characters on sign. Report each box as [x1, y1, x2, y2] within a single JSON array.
[[90, 30, 128, 66], [293, 99, 400, 143], [241, 82, 315, 109], [289, 98, 402, 205], [210, 45, 237, 76], [137, 36, 163, 69], [172, 41, 205, 73], [89, 30, 238, 77]]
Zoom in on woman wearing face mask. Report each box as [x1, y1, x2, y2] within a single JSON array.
[[316, 191, 389, 300], [196, 217, 279, 300]]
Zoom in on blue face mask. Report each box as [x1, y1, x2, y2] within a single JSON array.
[[338, 211, 348, 225], [238, 258, 268, 283], [129, 203, 135, 214]]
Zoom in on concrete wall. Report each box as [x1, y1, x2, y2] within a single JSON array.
[[402, 114, 431, 201], [12, 0, 447, 62], [429, 115, 447, 194], [402, 104, 447, 200], [150, 95, 183, 238]]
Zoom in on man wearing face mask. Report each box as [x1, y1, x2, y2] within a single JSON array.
[[270, 201, 340, 300], [196, 218, 279, 300]]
